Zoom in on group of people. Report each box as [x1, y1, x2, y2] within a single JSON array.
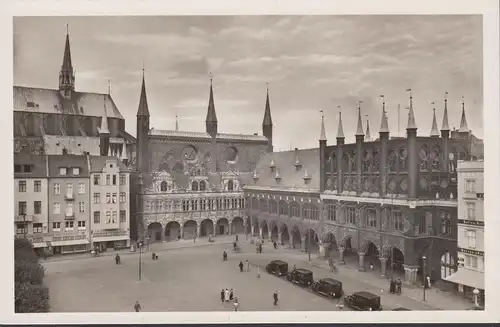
[[151, 252, 159, 260], [221, 288, 239, 311], [238, 260, 251, 272], [389, 278, 402, 294]]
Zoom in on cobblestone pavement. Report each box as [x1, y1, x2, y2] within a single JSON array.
[[43, 235, 472, 312]]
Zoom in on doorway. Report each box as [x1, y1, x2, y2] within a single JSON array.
[[219, 225, 225, 235]]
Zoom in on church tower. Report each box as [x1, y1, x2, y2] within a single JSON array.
[[59, 25, 75, 100], [262, 85, 273, 153], [136, 70, 150, 173], [205, 76, 218, 137]]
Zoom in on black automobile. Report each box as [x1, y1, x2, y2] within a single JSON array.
[[287, 268, 314, 287], [312, 278, 343, 298], [344, 291, 382, 311], [265, 260, 289, 276]]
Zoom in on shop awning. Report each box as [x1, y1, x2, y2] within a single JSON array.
[[445, 268, 484, 290]]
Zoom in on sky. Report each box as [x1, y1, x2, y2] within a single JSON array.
[[13, 15, 483, 150]]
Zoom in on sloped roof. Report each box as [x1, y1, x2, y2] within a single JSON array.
[[13, 86, 124, 119], [14, 153, 48, 178], [47, 154, 90, 177], [88, 155, 129, 172], [249, 148, 319, 191], [149, 128, 268, 142]]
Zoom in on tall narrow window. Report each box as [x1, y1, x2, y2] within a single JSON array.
[[227, 180, 234, 191], [199, 180, 206, 191], [192, 181, 199, 191]]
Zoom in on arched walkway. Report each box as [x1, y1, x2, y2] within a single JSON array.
[[322, 232, 338, 258], [280, 225, 290, 245], [200, 219, 213, 237], [216, 218, 229, 235], [147, 222, 163, 242], [261, 222, 269, 239], [231, 217, 245, 234], [165, 221, 181, 241], [386, 247, 405, 276], [270, 224, 279, 241], [291, 226, 301, 249], [361, 241, 380, 271], [183, 220, 197, 239], [304, 229, 319, 252]]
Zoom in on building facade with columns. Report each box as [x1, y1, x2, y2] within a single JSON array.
[[132, 74, 273, 242]]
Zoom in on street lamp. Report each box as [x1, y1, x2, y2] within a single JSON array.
[[473, 288, 480, 308], [422, 255, 427, 301], [138, 241, 143, 281]]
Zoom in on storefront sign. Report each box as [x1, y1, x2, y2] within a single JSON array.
[[458, 247, 484, 257], [457, 219, 484, 227]]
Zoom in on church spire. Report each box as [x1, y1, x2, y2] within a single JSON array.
[[441, 92, 450, 131], [430, 102, 440, 137], [62, 24, 73, 71], [136, 68, 150, 117], [99, 95, 110, 134], [379, 95, 389, 134], [406, 88, 417, 130], [355, 101, 364, 136], [205, 73, 218, 136], [365, 118, 371, 141], [458, 96, 469, 132], [263, 83, 273, 127], [262, 83, 273, 152], [59, 24, 75, 98], [336, 106, 344, 139], [319, 110, 326, 141]]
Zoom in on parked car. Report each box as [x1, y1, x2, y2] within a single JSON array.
[[265, 260, 289, 276], [287, 268, 314, 286], [312, 278, 343, 298], [344, 291, 382, 311]]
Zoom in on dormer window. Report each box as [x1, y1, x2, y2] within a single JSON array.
[[59, 167, 67, 176], [253, 170, 259, 181], [72, 167, 80, 175], [294, 157, 302, 170], [227, 180, 234, 191], [303, 169, 311, 183], [269, 159, 276, 172], [275, 169, 281, 181]]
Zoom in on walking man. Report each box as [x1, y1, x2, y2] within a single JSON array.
[[230, 289, 234, 301], [223, 250, 228, 261], [239, 261, 244, 272], [220, 289, 225, 302], [273, 290, 279, 306], [134, 301, 141, 312], [396, 279, 402, 294], [225, 288, 230, 302]]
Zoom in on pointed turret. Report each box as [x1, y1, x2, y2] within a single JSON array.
[[319, 112, 327, 141], [406, 89, 417, 130], [379, 97, 389, 133], [59, 25, 75, 99], [99, 96, 110, 135], [458, 96, 469, 133], [430, 103, 440, 137], [336, 110, 345, 139], [120, 142, 128, 161], [206, 75, 218, 137], [365, 119, 371, 141], [62, 31, 72, 71], [136, 70, 150, 117], [355, 103, 364, 136], [107, 146, 112, 157], [262, 84, 273, 152], [441, 92, 450, 131], [99, 95, 110, 156]]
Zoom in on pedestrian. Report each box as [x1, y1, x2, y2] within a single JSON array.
[[134, 301, 141, 312], [426, 275, 431, 289], [246, 260, 250, 272], [273, 241, 277, 249], [152, 253, 156, 260], [273, 290, 279, 306], [220, 289, 225, 302], [396, 279, 402, 295], [233, 297, 239, 311], [115, 254, 120, 265], [259, 244, 263, 253], [225, 288, 230, 302], [223, 250, 227, 261], [369, 262, 374, 271], [230, 289, 234, 301], [239, 261, 244, 272], [292, 264, 297, 272], [389, 279, 395, 294]]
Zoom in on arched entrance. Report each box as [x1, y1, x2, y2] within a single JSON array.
[[231, 217, 244, 234], [261, 221, 269, 239], [147, 222, 163, 242], [280, 224, 290, 245], [362, 241, 380, 271], [200, 219, 213, 237], [386, 247, 405, 276], [322, 232, 338, 258], [216, 218, 229, 235], [304, 229, 319, 252], [183, 220, 197, 239], [291, 226, 301, 249], [270, 223, 279, 241], [165, 221, 181, 241]]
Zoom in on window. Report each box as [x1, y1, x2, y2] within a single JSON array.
[[269, 200, 278, 214], [24, 164, 32, 172], [16, 223, 27, 235], [182, 200, 189, 211], [327, 205, 336, 221], [53, 202, 60, 214], [441, 218, 451, 235], [94, 175, 100, 185], [77, 221, 86, 229], [310, 205, 319, 220], [346, 207, 356, 225], [112, 193, 117, 203], [227, 180, 234, 191], [59, 167, 67, 175], [106, 174, 111, 185], [441, 251, 455, 278], [72, 167, 80, 175], [18, 201, 27, 215], [465, 179, 476, 193], [191, 200, 198, 211], [161, 181, 168, 192], [78, 183, 85, 194], [18, 181, 26, 192], [466, 230, 476, 249], [120, 210, 126, 222], [112, 174, 117, 185], [120, 192, 126, 203], [93, 211, 100, 224], [200, 180, 206, 191], [79, 201, 85, 213], [52, 222, 61, 231], [207, 199, 212, 210], [470, 256, 478, 269], [34, 201, 41, 214], [33, 223, 43, 233], [466, 202, 476, 220], [392, 210, 404, 231], [200, 199, 206, 210], [65, 221, 74, 229], [106, 211, 111, 223], [192, 181, 199, 191], [112, 211, 117, 223], [66, 183, 73, 196], [106, 193, 111, 203], [66, 202, 73, 216], [14, 164, 22, 173], [366, 208, 377, 228], [93, 193, 100, 204], [119, 174, 126, 185], [34, 180, 41, 192], [291, 202, 300, 217], [54, 183, 60, 195]]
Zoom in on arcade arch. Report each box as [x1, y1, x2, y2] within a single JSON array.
[[147, 222, 163, 242], [200, 219, 214, 237], [183, 220, 197, 239], [165, 221, 181, 241], [216, 218, 229, 235]]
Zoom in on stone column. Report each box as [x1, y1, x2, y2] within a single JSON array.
[[319, 242, 326, 258], [180, 226, 184, 239], [161, 226, 166, 242], [301, 236, 307, 252], [259, 227, 263, 239], [339, 247, 345, 264], [268, 230, 272, 240], [228, 221, 232, 235], [196, 224, 201, 238], [380, 256, 388, 277], [278, 232, 282, 244], [358, 252, 366, 271], [250, 223, 255, 236]]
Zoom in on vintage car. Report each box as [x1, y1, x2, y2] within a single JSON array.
[[265, 260, 289, 276], [312, 278, 343, 298], [344, 291, 382, 311], [287, 268, 314, 286]]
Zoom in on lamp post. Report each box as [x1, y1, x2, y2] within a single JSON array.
[[23, 213, 27, 239], [138, 241, 143, 281], [473, 288, 480, 308], [422, 255, 427, 301]]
